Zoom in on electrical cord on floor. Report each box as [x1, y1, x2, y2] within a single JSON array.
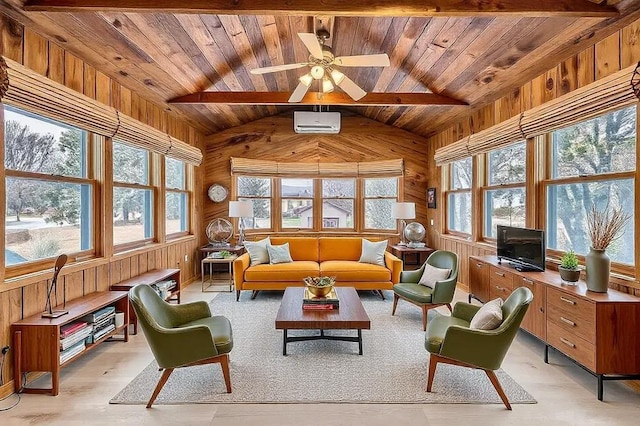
[[0, 351, 21, 411]]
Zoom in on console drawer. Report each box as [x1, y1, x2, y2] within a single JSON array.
[[547, 287, 596, 320], [547, 322, 596, 371], [547, 303, 596, 344], [489, 266, 513, 300]]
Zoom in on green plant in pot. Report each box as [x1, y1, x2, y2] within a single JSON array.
[[558, 250, 581, 285]]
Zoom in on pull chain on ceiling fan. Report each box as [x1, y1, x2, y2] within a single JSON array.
[[250, 30, 390, 103]]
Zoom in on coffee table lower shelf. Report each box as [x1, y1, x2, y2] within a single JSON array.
[[282, 329, 364, 356]]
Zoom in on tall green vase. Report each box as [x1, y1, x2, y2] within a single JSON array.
[[585, 247, 610, 293]]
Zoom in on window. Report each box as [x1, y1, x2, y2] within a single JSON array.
[[322, 179, 355, 229], [165, 157, 188, 236], [483, 141, 526, 238], [112, 141, 153, 247], [363, 178, 398, 230], [234, 175, 398, 232], [281, 178, 313, 229], [447, 157, 472, 234], [4, 106, 93, 267], [546, 106, 636, 264], [237, 176, 271, 230]]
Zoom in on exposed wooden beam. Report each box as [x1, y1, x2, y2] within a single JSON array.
[[168, 91, 468, 107], [23, 0, 619, 18]]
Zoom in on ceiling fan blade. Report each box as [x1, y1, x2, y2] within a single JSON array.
[[288, 81, 311, 103], [335, 74, 367, 101], [250, 63, 308, 75], [298, 32, 324, 60], [333, 54, 390, 67]]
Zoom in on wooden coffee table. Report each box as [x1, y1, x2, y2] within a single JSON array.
[[275, 287, 371, 356]]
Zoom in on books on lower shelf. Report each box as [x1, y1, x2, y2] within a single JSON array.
[[303, 287, 339, 309], [60, 339, 85, 364], [60, 325, 93, 351]]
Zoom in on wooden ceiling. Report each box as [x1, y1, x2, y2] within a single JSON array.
[[1, 1, 639, 137]]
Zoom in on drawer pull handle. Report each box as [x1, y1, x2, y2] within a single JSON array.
[[522, 278, 534, 284], [476, 263, 483, 268], [495, 272, 505, 277], [560, 296, 576, 305], [495, 286, 505, 291], [560, 337, 576, 348], [560, 317, 576, 327]]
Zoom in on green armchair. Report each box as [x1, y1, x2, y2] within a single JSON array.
[[392, 250, 458, 330], [129, 284, 234, 408], [425, 286, 533, 410]]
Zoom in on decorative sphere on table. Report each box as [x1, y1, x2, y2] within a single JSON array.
[[404, 222, 426, 245]]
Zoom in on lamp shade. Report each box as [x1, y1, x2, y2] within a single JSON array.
[[391, 202, 415, 220], [228, 200, 254, 218]]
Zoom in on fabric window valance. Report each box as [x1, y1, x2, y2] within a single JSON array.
[[230, 158, 403, 177]]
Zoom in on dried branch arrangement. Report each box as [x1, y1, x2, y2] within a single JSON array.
[[586, 205, 631, 250]]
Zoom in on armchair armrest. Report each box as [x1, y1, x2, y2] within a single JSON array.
[[451, 302, 481, 322], [151, 325, 218, 369], [168, 301, 212, 327], [399, 264, 425, 283], [233, 253, 251, 290], [439, 325, 514, 371], [431, 276, 458, 304], [385, 251, 403, 284]]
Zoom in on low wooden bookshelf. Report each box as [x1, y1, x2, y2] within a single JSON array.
[[110, 268, 181, 334], [11, 291, 129, 396]]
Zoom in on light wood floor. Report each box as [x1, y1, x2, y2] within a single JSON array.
[[1, 281, 639, 426]]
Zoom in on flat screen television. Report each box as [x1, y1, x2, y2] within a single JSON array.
[[496, 225, 546, 272]]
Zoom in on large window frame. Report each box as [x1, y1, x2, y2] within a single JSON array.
[[3, 106, 95, 277], [112, 140, 155, 251], [165, 157, 190, 239], [446, 157, 473, 236], [234, 175, 400, 234]]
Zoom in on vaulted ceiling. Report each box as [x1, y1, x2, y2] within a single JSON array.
[[1, 1, 639, 137]]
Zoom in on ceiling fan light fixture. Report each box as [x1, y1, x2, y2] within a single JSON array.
[[299, 73, 314, 86], [330, 69, 345, 85], [322, 77, 334, 93], [310, 65, 325, 80]]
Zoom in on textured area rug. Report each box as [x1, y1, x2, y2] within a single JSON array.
[[111, 291, 536, 405]]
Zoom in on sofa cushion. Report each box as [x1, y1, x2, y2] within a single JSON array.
[[267, 243, 293, 264], [319, 237, 365, 262], [244, 261, 319, 282], [320, 260, 391, 282], [244, 237, 271, 266], [269, 237, 318, 261], [358, 239, 388, 267]]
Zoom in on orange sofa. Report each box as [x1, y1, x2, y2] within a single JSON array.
[[233, 237, 402, 300]]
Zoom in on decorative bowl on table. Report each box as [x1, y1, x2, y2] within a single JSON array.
[[303, 276, 336, 297]]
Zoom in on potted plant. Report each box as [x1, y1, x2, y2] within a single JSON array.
[[558, 250, 580, 284]]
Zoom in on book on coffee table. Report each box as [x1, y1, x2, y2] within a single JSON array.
[[303, 288, 339, 308]]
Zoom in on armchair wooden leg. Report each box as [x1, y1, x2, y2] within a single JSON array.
[[422, 305, 428, 331], [147, 368, 174, 408], [392, 293, 399, 315], [485, 369, 512, 410], [426, 354, 439, 392], [220, 353, 232, 393]]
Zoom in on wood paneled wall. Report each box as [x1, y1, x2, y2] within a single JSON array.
[[425, 19, 640, 296], [203, 111, 431, 242], [0, 14, 205, 398]]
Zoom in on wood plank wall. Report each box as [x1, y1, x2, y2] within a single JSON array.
[[425, 19, 640, 296], [203, 111, 430, 243], [0, 14, 205, 397]]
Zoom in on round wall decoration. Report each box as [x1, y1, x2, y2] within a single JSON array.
[[207, 184, 228, 203]]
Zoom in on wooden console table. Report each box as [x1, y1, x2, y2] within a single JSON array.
[[469, 255, 640, 401], [389, 245, 435, 270], [11, 291, 129, 396], [110, 268, 181, 334]]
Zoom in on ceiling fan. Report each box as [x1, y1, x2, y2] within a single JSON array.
[[250, 29, 390, 103]]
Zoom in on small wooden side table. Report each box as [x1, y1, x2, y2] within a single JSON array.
[[389, 245, 435, 270], [201, 254, 237, 292]]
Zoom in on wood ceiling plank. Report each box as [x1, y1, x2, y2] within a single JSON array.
[[238, 15, 279, 93], [352, 16, 395, 92], [256, 15, 290, 92], [168, 91, 467, 106], [23, 0, 620, 18]]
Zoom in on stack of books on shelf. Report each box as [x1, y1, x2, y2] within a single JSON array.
[[59, 321, 91, 363], [151, 280, 176, 300], [81, 306, 116, 344], [302, 288, 339, 310]]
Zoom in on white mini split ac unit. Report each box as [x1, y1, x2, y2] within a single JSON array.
[[293, 111, 341, 134]]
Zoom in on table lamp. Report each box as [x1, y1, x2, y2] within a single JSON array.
[[391, 202, 415, 246], [42, 254, 68, 318], [229, 200, 254, 246]]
